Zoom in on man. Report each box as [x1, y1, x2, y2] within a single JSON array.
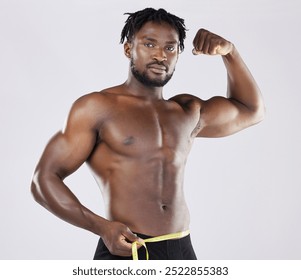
[[31, 8, 265, 260]]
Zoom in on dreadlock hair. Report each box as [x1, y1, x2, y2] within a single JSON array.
[[120, 8, 187, 52]]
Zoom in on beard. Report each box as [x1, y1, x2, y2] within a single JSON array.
[[130, 59, 174, 87]]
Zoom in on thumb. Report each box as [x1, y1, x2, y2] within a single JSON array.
[[123, 228, 143, 243], [192, 48, 202, 55]]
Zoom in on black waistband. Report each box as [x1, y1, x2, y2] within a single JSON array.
[[134, 232, 191, 241]]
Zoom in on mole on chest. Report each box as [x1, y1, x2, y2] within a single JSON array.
[[123, 136, 135, 145]]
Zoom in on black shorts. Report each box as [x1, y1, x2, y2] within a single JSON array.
[[93, 232, 197, 260]]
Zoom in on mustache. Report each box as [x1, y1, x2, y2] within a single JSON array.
[[146, 61, 169, 71]]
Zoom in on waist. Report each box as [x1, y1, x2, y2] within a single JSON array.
[[132, 229, 190, 260], [134, 230, 189, 240]]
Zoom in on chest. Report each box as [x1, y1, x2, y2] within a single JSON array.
[[100, 101, 199, 157]]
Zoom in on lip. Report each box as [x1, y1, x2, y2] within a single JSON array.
[[148, 66, 167, 74]]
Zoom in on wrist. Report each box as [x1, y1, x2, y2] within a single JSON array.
[[91, 217, 110, 237], [223, 43, 236, 59], [81, 208, 109, 237]]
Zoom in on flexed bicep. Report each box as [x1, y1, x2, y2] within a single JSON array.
[[191, 29, 264, 137], [196, 96, 254, 138]]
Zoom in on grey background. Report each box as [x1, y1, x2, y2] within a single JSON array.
[[1, 0, 300, 259]]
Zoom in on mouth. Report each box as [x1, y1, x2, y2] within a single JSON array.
[[147, 64, 167, 74]]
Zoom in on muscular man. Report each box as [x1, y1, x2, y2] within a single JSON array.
[[31, 8, 265, 260]]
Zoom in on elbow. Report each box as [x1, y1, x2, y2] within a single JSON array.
[[30, 169, 47, 206], [251, 107, 265, 125], [249, 97, 266, 125], [254, 102, 266, 124], [30, 171, 41, 204], [255, 89, 266, 123]]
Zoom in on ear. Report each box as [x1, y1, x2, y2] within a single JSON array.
[[124, 41, 132, 59]]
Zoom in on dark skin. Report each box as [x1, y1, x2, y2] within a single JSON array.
[[31, 21, 265, 257]]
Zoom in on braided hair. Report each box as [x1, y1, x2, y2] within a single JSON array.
[[120, 8, 187, 52]]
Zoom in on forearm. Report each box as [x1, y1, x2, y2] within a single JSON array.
[[31, 170, 108, 237], [222, 46, 264, 114]]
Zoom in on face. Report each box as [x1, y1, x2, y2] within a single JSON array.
[[125, 21, 180, 87]]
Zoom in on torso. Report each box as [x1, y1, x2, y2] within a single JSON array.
[[86, 86, 201, 236]]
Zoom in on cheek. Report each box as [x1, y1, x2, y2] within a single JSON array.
[[132, 46, 149, 60], [168, 55, 178, 72], [131, 57, 143, 72], [131, 50, 149, 68]]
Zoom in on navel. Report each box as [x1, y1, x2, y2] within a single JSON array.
[[161, 205, 167, 211]]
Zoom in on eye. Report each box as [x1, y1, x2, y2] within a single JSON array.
[[145, 43, 155, 48], [166, 46, 176, 52]]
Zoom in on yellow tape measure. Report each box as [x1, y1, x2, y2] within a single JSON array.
[[131, 229, 190, 260]]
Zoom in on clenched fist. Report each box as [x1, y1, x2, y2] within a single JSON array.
[[192, 29, 233, 56]]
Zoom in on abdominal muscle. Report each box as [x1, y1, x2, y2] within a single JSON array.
[[88, 151, 191, 237]]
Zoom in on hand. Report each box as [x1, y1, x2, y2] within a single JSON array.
[[192, 29, 233, 56], [101, 221, 143, 257]]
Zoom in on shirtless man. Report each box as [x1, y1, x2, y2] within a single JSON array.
[[31, 8, 265, 260]]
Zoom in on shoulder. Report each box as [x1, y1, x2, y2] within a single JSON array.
[[70, 88, 119, 115], [65, 89, 116, 130], [73, 90, 110, 109], [169, 93, 204, 111]]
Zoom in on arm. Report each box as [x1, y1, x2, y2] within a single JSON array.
[[192, 29, 265, 137], [31, 94, 140, 256]]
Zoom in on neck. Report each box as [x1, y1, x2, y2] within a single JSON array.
[[123, 72, 164, 101]]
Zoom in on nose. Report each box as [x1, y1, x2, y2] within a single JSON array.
[[152, 48, 167, 62]]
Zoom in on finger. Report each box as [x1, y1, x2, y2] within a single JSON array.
[[193, 28, 207, 50], [192, 29, 200, 49], [192, 29, 202, 55], [197, 29, 208, 52], [192, 29, 211, 55], [192, 48, 202, 55], [122, 228, 142, 243], [208, 40, 220, 55], [111, 238, 133, 257], [201, 32, 213, 54], [114, 236, 144, 257], [119, 237, 133, 249]]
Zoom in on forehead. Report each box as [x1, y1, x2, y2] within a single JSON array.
[[134, 21, 179, 42]]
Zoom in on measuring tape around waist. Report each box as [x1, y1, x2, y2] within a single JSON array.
[[131, 229, 190, 260]]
